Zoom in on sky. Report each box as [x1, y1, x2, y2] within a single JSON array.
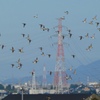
[[0, 0, 100, 83]]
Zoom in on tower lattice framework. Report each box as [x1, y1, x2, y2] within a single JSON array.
[[53, 17, 67, 91], [42, 64, 47, 88]]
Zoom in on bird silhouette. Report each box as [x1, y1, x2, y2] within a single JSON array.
[[85, 33, 89, 38], [82, 18, 87, 23], [64, 11, 69, 15], [39, 47, 43, 51], [95, 22, 99, 27], [39, 24, 45, 28], [49, 71, 52, 75], [92, 15, 97, 20], [89, 21, 93, 25], [11, 47, 15, 53], [62, 35, 65, 39], [97, 28, 100, 31], [67, 29, 71, 33], [17, 58, 21, 64], [19, 63, 22, 67], [47, 54, 51, 58], [22, 34, 25, 37], [18, 48, 24, 53], [17, 65, 22, 69], [33, 58, 38, 64], [68, 33, 72, 38], [72, 55, 75, 58], [42, 27, 49, 32], [33, 14, 38, 18], [11, 64, 14, 68], [79, 36, 83, 40], [41, 52, 45, 56], [73, 69, 76, 74], [1, 45, 5, 49], [86, 44, 93, 51], [31, 71, 34, 76], [22, 23, 26, 28], [26, 34, 32, 44], [28, 38, 32, 44], [91, 33, 95, 39]]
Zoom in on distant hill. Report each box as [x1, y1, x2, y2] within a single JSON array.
[[1, 59, 100, 84], [68, 59, 100, 84]]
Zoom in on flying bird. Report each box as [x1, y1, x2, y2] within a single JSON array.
[[67, 29, 71, 33], [68, 33, 72, 38], [79, 36, 83, 40], [33, 58, 38, 64], [41, 52, 45, 56], [97, 28, 100, 31], [18, 48, 24, 53], [17, 65, 22, 69], [19, 63, 22, 67], [73, 69, 76, 74], [26, 34, 32, 44], [82, 18, 87, 23], [11, 64, 14, 68], [28, 38, 32, 44], [62, 35, 65, 39], [42, 27, 50, 32], [47, 54, 51, 58], [72, 55, 75, 58], [92, 15, 97, 20], [89, 21, 93, 25], [17, 58, 21, 64], [11, 47, 15, 53], [64, 11, 69, 15], [85, 33, 89, 38], [95, 22, 99, 27], [33, 14, 38, 18], [90, 33, 95, 39], [22, 34, 25, 37], [86, 44, 93, 51], [39, 47, 43, 51], [48, 71, 52, 75], [22, 23, 26, 28], [39, 24, 45, 28]]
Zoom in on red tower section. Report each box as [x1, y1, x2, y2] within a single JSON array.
[[53, 17, 67, 92]]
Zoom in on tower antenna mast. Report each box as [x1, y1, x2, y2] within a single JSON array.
[[53, 17, 67, 93]]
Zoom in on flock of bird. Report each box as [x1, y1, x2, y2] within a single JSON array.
[[65, 14, 100, 81], [0, 10, 100, 83], [9, 23, 51, 70]]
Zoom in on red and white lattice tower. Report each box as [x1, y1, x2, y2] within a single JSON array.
[[42, 64, 47, 88], [53, 17, 67, 91]]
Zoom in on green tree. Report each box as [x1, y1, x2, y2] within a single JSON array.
[[0, 84, 4, 90]]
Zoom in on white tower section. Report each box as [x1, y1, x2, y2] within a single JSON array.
[[42, 64, 47, 88]]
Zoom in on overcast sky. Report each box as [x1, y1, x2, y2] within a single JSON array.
[[0, 0, 100, 83]]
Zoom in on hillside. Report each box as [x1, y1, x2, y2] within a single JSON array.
[[1, 60, 100, 84]]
